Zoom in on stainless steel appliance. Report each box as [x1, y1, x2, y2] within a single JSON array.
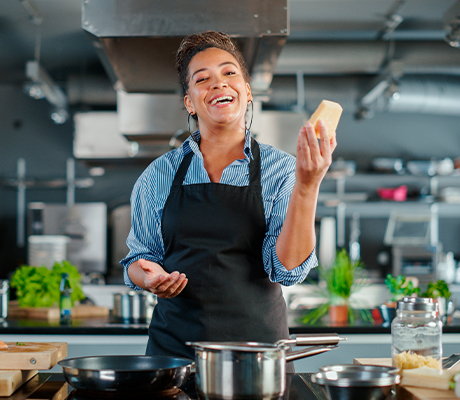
[[384, 210, 441, 284], [27, 202, 107, 274], [110, 204, 131, 275]]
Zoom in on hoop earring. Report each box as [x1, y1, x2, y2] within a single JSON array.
[[246, 100, 253, 131], [187, 113, 194, 133]]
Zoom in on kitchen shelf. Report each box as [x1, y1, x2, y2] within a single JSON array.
[[317, 201, 460, 218], [317, 172, 460, 218], [2, 177, 94, 189]]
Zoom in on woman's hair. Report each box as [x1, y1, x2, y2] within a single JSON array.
[[175, 31, 250, 100]]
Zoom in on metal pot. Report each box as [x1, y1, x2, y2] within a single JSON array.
[[112, 291, 157, 323], [187, 333, 345, 400]]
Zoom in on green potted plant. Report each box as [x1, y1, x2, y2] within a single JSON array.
[[378, 274, 420, 324], [420, 279, 453, 323], [10, 261, 85, 308], [301, 249, 372, 325]]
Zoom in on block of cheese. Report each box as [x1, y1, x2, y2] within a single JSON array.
[[308, 100, 343, 140], [401, 366, 458, 390]]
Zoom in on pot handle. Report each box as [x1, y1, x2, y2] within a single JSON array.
[[277, 333, 347, 347], [285, 345, 338, 363]]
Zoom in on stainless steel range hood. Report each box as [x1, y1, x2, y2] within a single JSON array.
[[82, 0, 288, 95]]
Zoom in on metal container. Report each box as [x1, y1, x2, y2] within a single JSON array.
[[312, 365, 400, 400], [28, 235, 69, 268], [112, 291, 157, 323], [188, 334, 344, 400], [0, 280, 9, 320]]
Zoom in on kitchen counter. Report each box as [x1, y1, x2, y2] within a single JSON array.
[[2, 310, 460, 335]]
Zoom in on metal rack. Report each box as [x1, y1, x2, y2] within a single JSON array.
[[3, 158, 94, 248]]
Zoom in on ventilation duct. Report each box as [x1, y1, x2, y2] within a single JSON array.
[[264, 75, 460, 117]]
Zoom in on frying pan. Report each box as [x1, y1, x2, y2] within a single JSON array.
[[58, 355, 193, 393]]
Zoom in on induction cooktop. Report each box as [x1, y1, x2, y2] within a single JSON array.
[[12, 372, 325, 400]]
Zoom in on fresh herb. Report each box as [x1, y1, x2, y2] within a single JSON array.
[[16, 342, 25, 345], [10, 261, 85, 307], [302, 249, 372, 324], [421, 280, 451, 300], [384, 274, 420, 302]]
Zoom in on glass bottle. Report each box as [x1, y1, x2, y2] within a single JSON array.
[[59, 273, 72, 325], [391, 297, 442, 370], [0, 280, 9, 320]]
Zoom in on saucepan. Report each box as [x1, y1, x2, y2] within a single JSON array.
[[58, 355, 194, 393], [187, 333, 346, 400]]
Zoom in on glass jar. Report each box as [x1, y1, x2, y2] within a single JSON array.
[[391, 297, 442, 370]]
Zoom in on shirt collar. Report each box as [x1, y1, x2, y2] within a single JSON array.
[[183, 129, 254, 161]]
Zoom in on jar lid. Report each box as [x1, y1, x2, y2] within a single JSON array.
[[397, 297, 438, 312]]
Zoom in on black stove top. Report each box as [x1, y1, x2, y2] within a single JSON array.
[[18, 373, 323, 400], [64, 374, 323, 400]]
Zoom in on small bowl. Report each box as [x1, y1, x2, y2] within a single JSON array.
[[312, 366, 400, 400]]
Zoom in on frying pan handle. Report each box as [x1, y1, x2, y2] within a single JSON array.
[[285, 345, 338, 363], [279, 333, 347, 347]]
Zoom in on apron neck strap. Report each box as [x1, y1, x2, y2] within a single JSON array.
[[172, 138, 261, 187]]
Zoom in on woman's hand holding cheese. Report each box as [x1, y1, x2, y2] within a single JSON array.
[[138, 259, 188, 298], [296, 120, 336, 190]]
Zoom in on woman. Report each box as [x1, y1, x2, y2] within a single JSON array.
[[121, 31, 337, 361]]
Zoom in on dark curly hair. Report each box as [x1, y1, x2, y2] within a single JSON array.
[[175, 31, 251, 102]]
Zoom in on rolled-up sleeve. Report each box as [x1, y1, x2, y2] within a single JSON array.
[[262, 168, 318, 286], [120, 174, 165, 290]]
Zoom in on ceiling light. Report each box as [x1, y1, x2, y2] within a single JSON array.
[[23, 82, 45, 99], [355, 61, 403, 119], [24, 60, 69, 124], [50, 108, 69, 125], [443, 1, 460, 49], [445, 19, 460, 48]]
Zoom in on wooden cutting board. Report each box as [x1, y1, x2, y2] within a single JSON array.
[[0, 370, 37, 397], [354, 358, 458, 400], [0, 342, 67, 370], [8, 302, 109, 320]]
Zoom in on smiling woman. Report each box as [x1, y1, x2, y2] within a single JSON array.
[[120, 31, 338, 366]]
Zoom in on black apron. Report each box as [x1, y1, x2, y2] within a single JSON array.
[[146, 138, 290, 363]]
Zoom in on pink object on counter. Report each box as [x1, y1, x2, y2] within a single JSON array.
[[377, 185, 408, 201]]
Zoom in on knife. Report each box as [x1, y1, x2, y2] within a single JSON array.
[[7, 373, 51, 400], [443, 353, 460, 370]]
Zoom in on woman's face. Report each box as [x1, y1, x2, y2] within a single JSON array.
[[184, 47, 252, 131]]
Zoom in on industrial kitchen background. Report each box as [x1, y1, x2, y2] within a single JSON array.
[[1, 0, 460, 285]]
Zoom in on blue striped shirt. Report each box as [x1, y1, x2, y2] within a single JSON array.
[[121, 129, 317, 289]]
